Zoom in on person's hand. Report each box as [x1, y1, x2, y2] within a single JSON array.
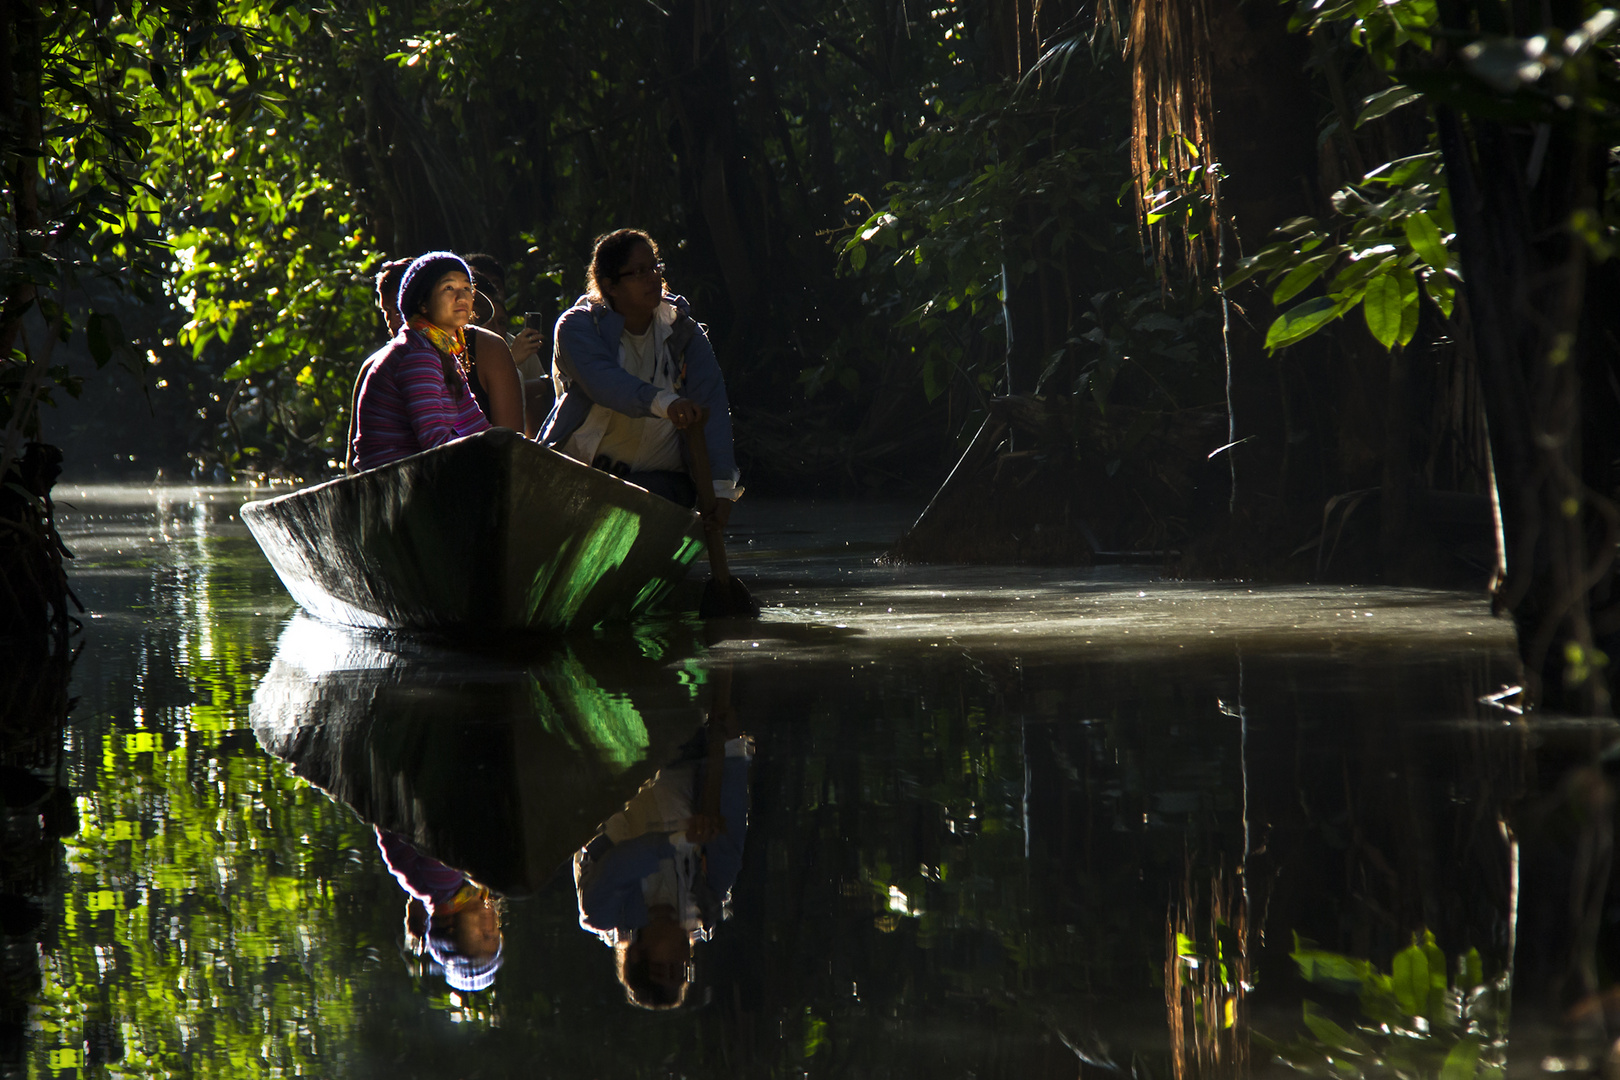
[[511, 327, 544, 367], [666, 397, 702, 429], [685, 813, 725, 844], [703, 497, 734, 532]]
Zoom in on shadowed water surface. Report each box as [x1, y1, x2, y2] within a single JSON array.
[[16, 484, 1614, 1079]]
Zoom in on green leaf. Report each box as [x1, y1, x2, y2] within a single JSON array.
[[804, 1010, 828, 1057], [1421, 928, 1449, 1012], [1330, 249, 1396, 296], [849, 242, 867, 272], [1391, 940, 1428, 1016], [1425, 269, 1456, 318], [1363, 273, 1403, 349], [1394, 264, 1420, 346], [1266, 296, 1344, 352], [1224, 244, 1299, 290], [1301, 1000, 1374, 1057], [1273, 252, 1338, 305], [1440, 1037, 1482, 1080], [1567, 9, 1620, 58], [1403, 212, 1449, 271], [1460, 948, 1484, 991], [1356, 84, 1423, 127]]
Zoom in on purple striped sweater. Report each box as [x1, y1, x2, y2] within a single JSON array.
[[352, 329, 490, 471]]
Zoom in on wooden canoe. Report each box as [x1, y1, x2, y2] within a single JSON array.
[[240, 428, 705, 633]]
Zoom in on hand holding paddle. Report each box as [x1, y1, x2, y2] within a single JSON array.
[[682, 408, 760, 618]]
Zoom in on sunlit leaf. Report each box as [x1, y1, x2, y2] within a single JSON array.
[[1391, 940, 1429, 1016], [1224, 244, 1298, 290], [1362, 272, 1403, 349], [1293, 940, 1379, 990], [1459, 37, 1548, 92], [1302, 1000, 1374, 1057], [1394, 264, 1420, 346], [1439, 1037, 1482, 1080], [1356, 84, 1423, 127], [1425, 269, 1456, 318], [1403, 212, 1449, 271], [1266, 296, 1344, 352], [1273, 252, 1338, 305]]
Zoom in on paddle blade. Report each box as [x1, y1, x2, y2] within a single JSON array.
[[699, 576, 761, 619]]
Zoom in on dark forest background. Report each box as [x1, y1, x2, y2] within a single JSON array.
[[6, 0, 1620, 710]]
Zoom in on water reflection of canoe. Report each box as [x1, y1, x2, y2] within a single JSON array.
[[249, 614, 705, 895], [239, 428, 704, 633]]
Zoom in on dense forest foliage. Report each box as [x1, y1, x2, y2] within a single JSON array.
[[3, 0, 1620, 708]]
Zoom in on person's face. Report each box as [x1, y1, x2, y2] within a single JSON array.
[[635, 916, 691, 989], [451, 896, 501, 960], [604, 242, 663, 323], [421, 271, 475, 330], [378, 289, 403, 337]]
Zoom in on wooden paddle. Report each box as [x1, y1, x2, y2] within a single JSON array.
[[684, 414, 760, 618]]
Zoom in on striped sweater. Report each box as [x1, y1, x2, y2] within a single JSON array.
[[352, 329, 491, 471]]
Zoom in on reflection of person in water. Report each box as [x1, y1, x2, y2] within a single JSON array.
[[375, 827, 504, 992], [573, 727, 752, 1009]]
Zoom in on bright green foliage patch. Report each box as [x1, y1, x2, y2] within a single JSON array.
[[1264, 931, 1507, 1080], [33, 551, 382, 1078]]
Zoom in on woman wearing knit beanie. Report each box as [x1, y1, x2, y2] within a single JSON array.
[[350, 252, 496, 471]]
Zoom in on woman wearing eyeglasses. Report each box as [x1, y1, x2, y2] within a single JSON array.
[[351, 252, 492, 471], [540, 229, 741, 518]]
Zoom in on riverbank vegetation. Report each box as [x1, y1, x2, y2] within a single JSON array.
[[3, 0, 1619, 709]]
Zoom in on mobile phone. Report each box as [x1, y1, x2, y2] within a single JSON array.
[[523, 311, 546, 333]]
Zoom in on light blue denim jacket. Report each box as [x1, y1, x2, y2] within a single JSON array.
[[539, 293, 740, 487]]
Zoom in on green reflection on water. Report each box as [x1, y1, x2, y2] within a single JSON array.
[[34, 539, 379, 1078], [1264, 931, 1508, 1080], [527, 653, 651, 773]]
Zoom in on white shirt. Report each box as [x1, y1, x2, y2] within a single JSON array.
[[561, 304, 683, 472], [560, 302, 742, 499], [590, 325, 684, 472]]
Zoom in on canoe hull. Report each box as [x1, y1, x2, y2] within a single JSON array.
[[240, 429, 703, 632]]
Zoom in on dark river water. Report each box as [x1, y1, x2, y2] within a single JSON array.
[[16, 483, 1619, 1079]]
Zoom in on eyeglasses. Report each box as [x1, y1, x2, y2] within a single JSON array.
[[616, 262, 664, 281]]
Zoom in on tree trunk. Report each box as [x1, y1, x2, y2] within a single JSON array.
[[1431, 1, 1620, 712], [0, 0, 42, 362], [664, 0, 761, 345]]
